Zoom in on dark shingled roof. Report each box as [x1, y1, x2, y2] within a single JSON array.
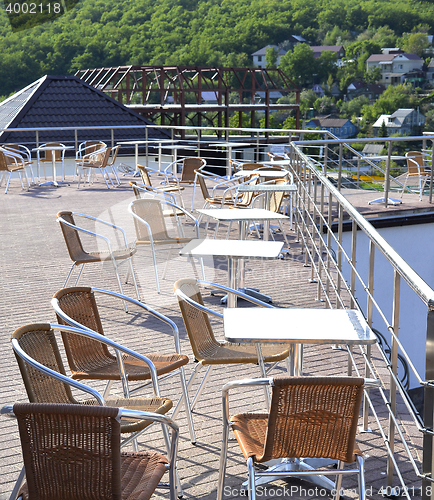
[[0, 75, 170, 147]]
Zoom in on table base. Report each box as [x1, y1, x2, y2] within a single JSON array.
[[368, 196, 402, 205], [219, 287, 273, 305], [242, 458, 336, 491], [39, 179, 70, 187]]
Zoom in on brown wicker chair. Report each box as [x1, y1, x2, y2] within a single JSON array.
[[57, 211, 141, 309], [218, 376, 369, 500], [11, 323, 173, 446], [10, 402, 178, 500], [77, 146, 114, 188], [173, 279, 290, 416], [51, 286, 195, 443], [137, 164, 185, 207]]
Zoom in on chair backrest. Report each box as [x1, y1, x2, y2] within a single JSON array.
[[174, 278, 218, 360], [255, 376, 364, 463], [53, 287, 115, 377], [0, 150, 9, 171], [130, 198, 171, 242], [137, 164, 152, 186], [236, 177, 259, 206], [268, 178, 287, 213], [195, 171, 211, 200], [11, 323, 78, 404], [14, 402, 122, 500], [3, 144, 19, 165], [57, 211, 89, 264], [107, 145, 120, 166], [41, 142, 63, 161], [181, 157, 204, 183], [240, 163, 261, 171], [406, 151, 429, 175]]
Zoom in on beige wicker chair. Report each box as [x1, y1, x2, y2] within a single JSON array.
[[0, 148, 31, 193], [218, 376, 368, 500], [173, 279, 290, 416], [164, 157, 206, 184], [10, 402, 178, 500], [137, 164, 185, 207], [36, 142, 67, 180], [402, 151, 432, 201], [51, 286, 195, 442], [129, 198, 202, 293], [57, 211, 141, 308]]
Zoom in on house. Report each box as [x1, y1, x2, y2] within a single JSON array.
[[252, 45, 287, 69], [426, 58, 434, 83], [346, 82, 385, 101], [372, 109, 425, 136], [362, 143, 384, 156], [305, 115, 358, 138], [0, 75, 169, 146], [366, 51, 424, 87], [310, 45, 345, 65]]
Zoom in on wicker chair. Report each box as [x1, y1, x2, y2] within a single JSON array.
[[57, 211, 141, 309], [51, 286, 195, 443], [402, 151, 432, 201], [164, 157, 206, 184], [3, 144, 34, 183], [9, 402, 178, 500], [129, 198, 203, 293], [172, 279, 290, 417], [36, 142, 67, 181], [0, 148, 31, 193], [11, 323, 173, 447], [137, 164, 185, 207], [77, 146, 115, 189], [218, 376, 369, 500]]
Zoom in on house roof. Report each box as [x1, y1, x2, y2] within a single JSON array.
[[347, 82, 385, 93], [307, 115, 353, 128], [0, 75, 170, 145], [367, 53, 423, 63], [310, 45, 344, 58], [252, 45, 286, 56]]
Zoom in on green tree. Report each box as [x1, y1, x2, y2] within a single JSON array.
[[265, 46, 279, 68], [378, 120, 388, 137], [279, 43, 317, 87], [400, 32, 429, 57]]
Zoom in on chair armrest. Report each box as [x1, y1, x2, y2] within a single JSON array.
[[130, 181, 177, 204], [163, 159, 183, 176], [11, 331, 106, 405], [49, 321, 162, 397], [71, 212, 131, 249]]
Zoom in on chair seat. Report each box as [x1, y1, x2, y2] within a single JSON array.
[[231, 413, 268, 461], [101, 396, 173, 434], [71, 353, 189, 381], [200, 342, 290, 365], [120, 451, 168, 500], [72, 247, 137, 265]]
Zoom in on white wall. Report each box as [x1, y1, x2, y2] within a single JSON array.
[[337, 221, 434, 388]]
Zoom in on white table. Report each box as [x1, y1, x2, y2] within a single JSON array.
[[197, 208, 290, 303], [179, 238, 283, 307], [234, 169, 289, 180], [208, 142, 250, 177], [223, 306, 377, 490], [32, 145, 74, 187]]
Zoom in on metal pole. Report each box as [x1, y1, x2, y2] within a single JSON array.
[[387, 271, 400, 485], [422, 309, 434, 500]]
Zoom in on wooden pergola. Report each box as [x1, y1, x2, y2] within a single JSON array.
[[75, 65, 300, 138]]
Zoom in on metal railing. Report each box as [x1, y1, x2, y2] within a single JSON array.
[[289, 138, 434, 500]]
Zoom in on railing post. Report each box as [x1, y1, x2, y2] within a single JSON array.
[[387, 271, 400, 485], [422, 308, 434, 500], [317, 183, 325, 301], [350, 220, 357, 309], [384, 141, 392, 208], [337, 143, 343, 191], [336, 204, 343, 308]]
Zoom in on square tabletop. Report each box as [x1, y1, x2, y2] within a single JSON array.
[[179, 238, 284, 259], [197, 208, 289, 222], [223, 307, 377, 345]]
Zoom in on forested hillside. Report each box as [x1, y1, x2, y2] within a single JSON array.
[[1, 0, 434, 99]]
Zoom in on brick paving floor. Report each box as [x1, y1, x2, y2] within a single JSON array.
[[0, 167, 425, 500]]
